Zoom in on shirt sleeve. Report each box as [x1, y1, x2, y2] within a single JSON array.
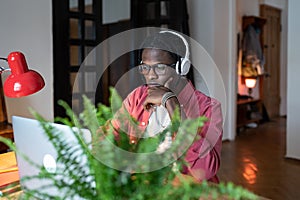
[[110, 86, 149, 143], [182, 98, 223, 182]]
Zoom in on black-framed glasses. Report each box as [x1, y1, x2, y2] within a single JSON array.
[[138, 63, 176, 75]]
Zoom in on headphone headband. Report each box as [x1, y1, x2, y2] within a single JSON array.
[[159, 30, 191, 75], [159, 30, 190, 60]]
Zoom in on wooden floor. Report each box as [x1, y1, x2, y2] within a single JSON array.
[[218, 117, 300, 200]]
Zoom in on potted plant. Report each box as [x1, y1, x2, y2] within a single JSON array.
[[0, 88, 258, 200]]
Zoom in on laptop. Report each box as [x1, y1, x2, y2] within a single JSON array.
[[12, 116, 93, 199]]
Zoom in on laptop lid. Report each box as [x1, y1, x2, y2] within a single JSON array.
[[12, 116, 93, 199]]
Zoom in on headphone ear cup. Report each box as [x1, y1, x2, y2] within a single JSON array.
[[180, 58, 191, 75]]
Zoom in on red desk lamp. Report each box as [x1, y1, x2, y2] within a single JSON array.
[[0, 51, 45, 98], [0, 51, 45, 124]]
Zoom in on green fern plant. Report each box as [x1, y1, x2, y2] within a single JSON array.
[[0, 87, 258, 200]]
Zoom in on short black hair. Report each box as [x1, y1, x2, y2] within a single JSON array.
[[139, 31, 187, 65]]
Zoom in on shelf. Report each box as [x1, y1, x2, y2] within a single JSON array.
[[237, 98, 261, 105], [236, 99, 263, 129]]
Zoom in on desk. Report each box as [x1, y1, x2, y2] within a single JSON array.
[[0, 152, 20, 198], [0, 152, 270, 199]]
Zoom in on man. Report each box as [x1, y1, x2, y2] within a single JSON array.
[[109, 30, 223, 183]]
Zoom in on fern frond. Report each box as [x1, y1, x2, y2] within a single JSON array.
[[5, 88, 258, 200]]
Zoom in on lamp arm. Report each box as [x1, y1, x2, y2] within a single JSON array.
[[0, 67, 11, 74], [0, 57, 10, 74]]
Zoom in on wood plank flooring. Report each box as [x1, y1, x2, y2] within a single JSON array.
[[218, 117, 300, 200]]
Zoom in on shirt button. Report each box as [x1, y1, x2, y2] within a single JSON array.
[[141, 122, 146, 126]]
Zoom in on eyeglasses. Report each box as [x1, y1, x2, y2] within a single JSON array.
[[138, 63, 176, 75]]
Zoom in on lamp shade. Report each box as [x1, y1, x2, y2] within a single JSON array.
[[245, 77, 257, 89], [3, 52, 45, 98]]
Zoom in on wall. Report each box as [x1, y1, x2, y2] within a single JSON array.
[[102, 0, 130, 24], [287, 0, 300, 159], [0, 0, 53, 122], [240, 0, 260, 16], [187, 0, 236, 141], [214, 0, 236, 141]]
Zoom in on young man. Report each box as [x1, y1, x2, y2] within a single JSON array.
[[108, 31, 223, 183]]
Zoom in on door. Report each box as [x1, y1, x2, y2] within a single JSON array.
[[260, 4, 281, 118]]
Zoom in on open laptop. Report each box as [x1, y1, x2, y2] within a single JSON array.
[[12, 116, 93, 199]]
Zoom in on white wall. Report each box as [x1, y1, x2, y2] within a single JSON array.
[[102, 0, 130, 24], [0, 0, 53, 122], [240, 0, 260, 16], [260, 0, 286, 8], [187, 0, 237, 141], [215, 0, 237, 141], [286, 0, 300, 159]]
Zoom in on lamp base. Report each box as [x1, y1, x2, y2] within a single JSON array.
[[248, 88, 253, 97]]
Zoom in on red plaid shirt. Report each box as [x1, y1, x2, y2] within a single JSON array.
[[111, 81, 223, 183]]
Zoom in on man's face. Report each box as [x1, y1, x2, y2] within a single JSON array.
[[141, 48, 177, 87]]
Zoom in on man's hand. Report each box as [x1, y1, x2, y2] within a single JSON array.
[[143, 85, 170, 111]]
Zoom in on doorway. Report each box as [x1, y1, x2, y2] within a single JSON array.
[[260, 4, 281, 119]]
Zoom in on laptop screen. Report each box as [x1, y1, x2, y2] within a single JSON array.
[[12, 116, 92, 199]]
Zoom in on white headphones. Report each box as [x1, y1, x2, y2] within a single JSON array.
[[159, 30, 191, 75]]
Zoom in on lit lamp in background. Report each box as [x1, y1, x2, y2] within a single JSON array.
[[0, 51, 45, 124], [245, 77, 257, 97]]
